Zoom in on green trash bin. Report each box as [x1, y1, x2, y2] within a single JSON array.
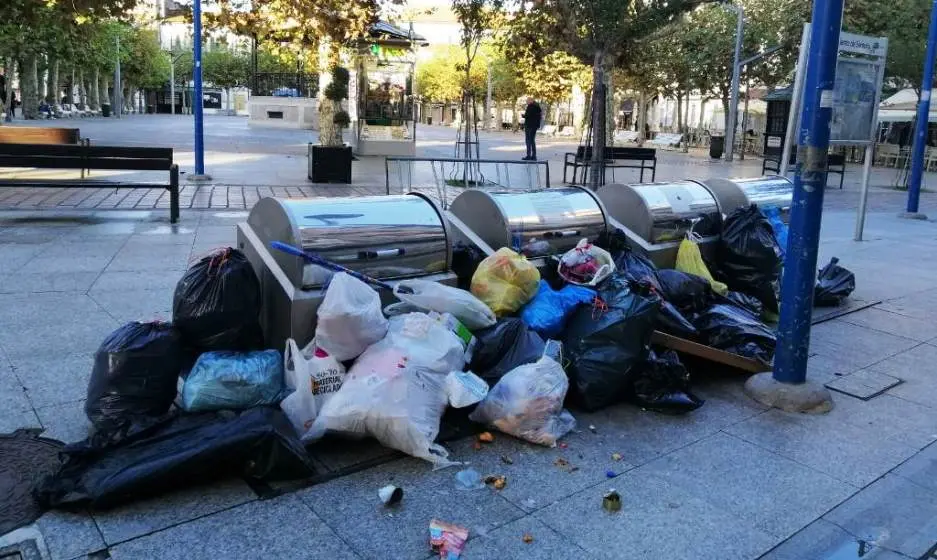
[[101, 104, 111, 117], [709, 135, 724, 159]]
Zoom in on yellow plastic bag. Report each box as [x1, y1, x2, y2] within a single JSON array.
[[676, 238, 728, 295], [470, 248, 540, 317]]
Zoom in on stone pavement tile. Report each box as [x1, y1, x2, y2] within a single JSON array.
[[877, 288, 937, 322], [19, 254, 115, 275], [439, 425, 638, 514], [807, 321, 920, 371], [196, 210, 250, 226], [760, 518, 908, 560], [93, 478, 257, 545], [725, 408, 918, 487], [0, 226, 74, 245], [867, 343, 937, 408], [893, 442, 937, 493], [841, 306, 937, 342], [36, 399, 92, 444], [824, 474, 937, 558], [569, 386, 766, 469], [805, 352, 863, 385], [36, 510, 107, 560], [636, 432, 855, 539], [298, 457, 525, 560], [89, 270, 182, 294], [0, 292, 107, 323], [9, 353, 94, 409], [105, 244, 192, 272], [0, 360, 41, 433], [0, 243, 45, 274], [0, 310, 117, 359], [88, 289, 174, 324], [193, 224, 237, 246], [0, 271, 100, 294], [39, 237, 127, 257], [108, 495, 359, 560], [826, 393, 937, 450], [465, 516, 594, 560], [825, 369, 902, 400], [535, 471, 777, 560]]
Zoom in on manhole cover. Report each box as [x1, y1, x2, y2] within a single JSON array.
[[0, 430, 64, 536]]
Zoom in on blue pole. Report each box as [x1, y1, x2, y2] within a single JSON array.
[[772, 0, 844, 384], [907, 0, 937, 214], [192, 0, 205, 176]]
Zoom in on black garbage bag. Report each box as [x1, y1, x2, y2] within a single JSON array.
[[35, 407, 316, 511], [85, 322, 184, 431], [723, 291, 763, 317], [690, 303, 777, 364], [598, 229, 661, 289], [563, 275, 661, 411], [657, 269, 713, 313], [656, 300, 698, 339], [173, 247, 263, 352], [452, 241, 485, 291], [629, 349, 704, 415], [815, 257, 856, 307], [717, 205, 783, 313], [470, 318, 546, 385]]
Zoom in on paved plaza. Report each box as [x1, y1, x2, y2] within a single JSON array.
[[1, 114, 937, 560]]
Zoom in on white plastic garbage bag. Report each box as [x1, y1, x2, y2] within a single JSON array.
[[315, 272, 388, 361], [279, 338, 346, 437], [306, 313, 466, 467], [391, 279, 496, 330], [469, 355, 576, 447], [445, 371, 489, 408]]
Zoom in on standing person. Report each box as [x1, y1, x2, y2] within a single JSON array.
[[9, 92, 16, 119], [522, 96, 542, 160]]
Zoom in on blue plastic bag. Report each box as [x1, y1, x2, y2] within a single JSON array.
[[763, 207, 789, 260], [520, 280, 595, 338], [182, 350, 284, 412]]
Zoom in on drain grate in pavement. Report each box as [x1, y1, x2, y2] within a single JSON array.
[[0, 430, 65, 536]]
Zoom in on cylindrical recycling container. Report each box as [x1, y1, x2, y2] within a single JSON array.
[[101, 104, 111, 118], [709, 135, 725, 159]]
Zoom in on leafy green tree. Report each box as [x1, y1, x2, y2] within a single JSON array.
[[505, 0, 707, 187]]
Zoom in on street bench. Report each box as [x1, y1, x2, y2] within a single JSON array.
[[762, 151, 845, 189], [648, 133, 683, 149], [0, 144, 180, 222], [564, 146, 657, 185], [0, 126, 91, 177]]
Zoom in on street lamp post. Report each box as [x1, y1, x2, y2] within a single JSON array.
[[724, 3, 743, 162], [190, 0, 210, 181], [114, 34, 122, 119]]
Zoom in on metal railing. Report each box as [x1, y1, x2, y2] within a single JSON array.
[[385, 156, 551, 208], [251, 73, 319, 98]]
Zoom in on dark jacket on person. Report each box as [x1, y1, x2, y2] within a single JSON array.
[[523, 102, 542, 130]]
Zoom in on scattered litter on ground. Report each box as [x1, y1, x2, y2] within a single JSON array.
[[603, 489, 622, 512], [477, 432, 494, 443], [611, 453, 623, 461], [429, 519, 469, 560], [605, 470, 617, 478], [558, 442, 568, 449], [589, 425, 597, 433], [378, 485, 403, 506], [500, 455, 513, 465], [455, 468, 485, 490], [522, 533, 534, 544], [484, 474, 507, 490]]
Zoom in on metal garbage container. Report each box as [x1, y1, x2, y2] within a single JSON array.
[[701, 176, 793, 222], [447, 187, 609, 260], [709, 135, 725, 159], [237, 193, 455, 349], [101, 104, 111, 117], [597, 181, 723, 267]]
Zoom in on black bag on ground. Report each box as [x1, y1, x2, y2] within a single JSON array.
[[656, 300, 698, 339], [657, 269, 713, 313], [717, 205, 783, 313], [598, 229, 661, 289], [690, 302, 777, 364], [629, 349, 704, 414], [452, 241, 485, 291], [173, 248, 263, 351], [469, 318, 545, 385], [815, 257, 856, 307], [35, 407, 315, 511], [85, 322, 184, 431], [563, 275, 661, 411], [723, 290, 763, 317]]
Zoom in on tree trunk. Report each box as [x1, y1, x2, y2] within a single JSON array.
[[91, 68, 100, 110], [511, 102, 519, 132], [605, 71, 614, 145], [2, 58, 13, 121], [721, 94, 730, 137], [697, 95, 709, 132], [22, 54, 39, 119], [637, 90, 647, 146], [50, 58, 60, 105], [589, 49, 607, 190], [676, 93, 684, 134]]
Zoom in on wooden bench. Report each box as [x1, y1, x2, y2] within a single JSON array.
[[762, 151, 845, 189], [564, 146, 657, 185], [0, 126, 90, 177], [0, 144, 180, 222]]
